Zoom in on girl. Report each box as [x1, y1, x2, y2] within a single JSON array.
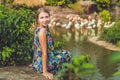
[[32, 8, 71, 80]]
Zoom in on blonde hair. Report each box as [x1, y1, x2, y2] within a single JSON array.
[[32, 7, 50, 49]]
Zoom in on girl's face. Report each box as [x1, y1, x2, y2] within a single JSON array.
[[38, 12, 50, 27]]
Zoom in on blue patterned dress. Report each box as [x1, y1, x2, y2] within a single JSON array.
[[32, 27, 71, 74]]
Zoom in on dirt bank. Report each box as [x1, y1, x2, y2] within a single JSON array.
[[88, 36, 120, 51], [0, 66, 47, 80]]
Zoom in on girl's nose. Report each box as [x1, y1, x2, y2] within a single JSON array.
[[45, 18, 49, 21], [43, 18, 47, 21]]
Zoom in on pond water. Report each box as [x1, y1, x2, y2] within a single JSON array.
[[50, 27, 119, 80]]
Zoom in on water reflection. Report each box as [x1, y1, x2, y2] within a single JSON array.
[[50, 27, 118, 80]]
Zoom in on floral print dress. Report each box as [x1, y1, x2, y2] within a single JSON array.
[[32, 27, 71, 74]]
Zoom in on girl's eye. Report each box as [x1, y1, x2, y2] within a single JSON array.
[[39, 16, 49, 19], [45, 16, 49, 18], [40, 17, 43, 19]]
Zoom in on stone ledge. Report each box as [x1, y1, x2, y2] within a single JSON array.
[[88, 36, 120, 51]]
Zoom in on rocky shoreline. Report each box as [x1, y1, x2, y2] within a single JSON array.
[[0, 66, 46, 80], [88, 36, 120, 51]]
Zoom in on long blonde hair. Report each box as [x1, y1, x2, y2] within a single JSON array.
[[35, 7, 50, 28], [32, 7, 50, 49]]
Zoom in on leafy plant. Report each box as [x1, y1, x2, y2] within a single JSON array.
[[108, 51, 120, 64], [116, 41, 120, 47], [116, 0, 120, 7], [98, 10, 111, 32], [54, 41, 65, 50], [108, 51, 120, 77], [57, 0, 66, 6], [1, 0, 14, 5], [99, 10, 111, 22], [0, 4, 35, 66], [93, 0, 111, 11], [46, 0, 76, 7], [68, 1, 84, 14], [100, 20, 120, 44], [0, 47, 15, 66], [55, 55, 97, 80]]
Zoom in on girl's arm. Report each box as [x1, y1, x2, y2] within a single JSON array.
[[38, 28, 47, 72], [38, 28, 53, 79]]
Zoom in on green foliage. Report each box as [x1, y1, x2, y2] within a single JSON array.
[[46, 0, 76, 6], [0, 47, 15, 65], [46, 0, 56, 6], [13, 4, 30, 10], [1, 0, 13, 4], [0, 4, 35, 66], [6, 0, 13, 3], [93, 0, 111, 11], [108, 51, 120, 77], [113, 71, 120, 77], [57, 0, 65, 6], [54, 41, 65, 50], [108, 51, 120, 64], [55, 55, 97, 80], [100, 20, 120, 44], [116, 41, 120, 47], [1, 0, 14, 5], [68, 1, 84, 14], [99, 10, 111, 33], [116, 0, 120, 7], [99, 10, 111, 22]]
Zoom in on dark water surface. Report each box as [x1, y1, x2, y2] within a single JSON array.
[[51, 28, 119, 80]]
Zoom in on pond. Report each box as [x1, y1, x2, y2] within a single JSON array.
[[50, 27, 119, 80]]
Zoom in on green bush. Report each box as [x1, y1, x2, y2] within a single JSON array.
[[0, 4, 35, 66], [1, 0, 14, 5], [68, 1, 84, 14], [100, 20, 120, 44], [99, 10, 111, 31], [54, 41, 65, 50], [93, 0, 111, 11], [116, 0, 120, 7], [108, 51, 120, 77], [46, 0, 76, 6], [99, 10, 111, 22], [116, 40, 120, 47], [55, 55, 97, 80]]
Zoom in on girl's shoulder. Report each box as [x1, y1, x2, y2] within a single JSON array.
[[36, 27, 47, 33]]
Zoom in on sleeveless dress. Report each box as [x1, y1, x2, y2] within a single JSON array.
[[32, 27, 71, 74]]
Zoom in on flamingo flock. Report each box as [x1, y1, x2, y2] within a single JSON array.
[[49, 14, 115, 37]]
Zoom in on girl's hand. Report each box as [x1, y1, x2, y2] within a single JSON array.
[[43, 72, 54, 80]]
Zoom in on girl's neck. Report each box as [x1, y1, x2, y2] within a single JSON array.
[[37, 25, 48, 29], [38, 25, 48, 28]]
